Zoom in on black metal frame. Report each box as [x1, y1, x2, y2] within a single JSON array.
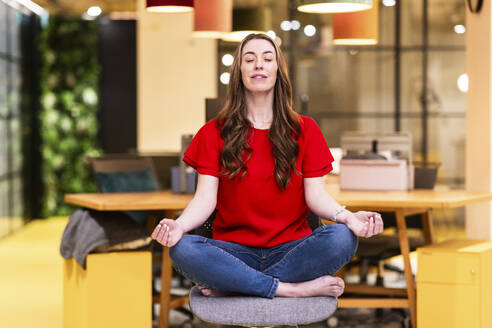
[[21, 14, 42, 222], [394, 0, 401, 132], [421, 0, 429, 163]]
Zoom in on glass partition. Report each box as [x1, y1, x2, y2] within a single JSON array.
[[0, 2, 27, 239]]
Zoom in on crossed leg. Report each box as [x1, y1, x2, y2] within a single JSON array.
[[170, 224, 358, 299]]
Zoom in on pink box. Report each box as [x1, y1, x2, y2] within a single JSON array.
[[339, 159, 410, 191]]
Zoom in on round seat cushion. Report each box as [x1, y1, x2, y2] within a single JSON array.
[[189, 286, 338, 327]]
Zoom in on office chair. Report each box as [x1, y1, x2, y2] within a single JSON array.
[[88, 155, 160, 225], [188, 211, 339, 327]]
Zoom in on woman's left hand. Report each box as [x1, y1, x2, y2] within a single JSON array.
[[342, 211, 384, 238]]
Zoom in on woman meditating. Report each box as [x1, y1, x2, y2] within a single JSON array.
[[152, 33, 383, 299]]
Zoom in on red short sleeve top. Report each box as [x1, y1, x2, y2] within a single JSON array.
[[183, 115, 334, 247]]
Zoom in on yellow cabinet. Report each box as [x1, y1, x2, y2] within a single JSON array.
[[63, 251, 152, 328], [417, 240, 492, 328]]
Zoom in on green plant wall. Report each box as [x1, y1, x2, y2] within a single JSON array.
[[39, 17, 101, 217]]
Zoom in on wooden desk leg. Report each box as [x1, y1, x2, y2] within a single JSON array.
[[158, 210, 176, 328], [395, 209, 417, 328], [421, 210, 434, 245], [159, 247, 172, 328]]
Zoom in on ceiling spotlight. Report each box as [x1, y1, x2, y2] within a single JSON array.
[[274, 36, 282, 46], [382, 0, 396, 7], [280, 20, 292, 31], [304, 25, 316, 37], [220, 72, 230, 85], [267, 30, 276, 39], [222, 54, 234, 66], [87, 6, 102, 17], [454, 24, 466, 34], [291, 20, 301, 31], [457, 73, 468, 93]]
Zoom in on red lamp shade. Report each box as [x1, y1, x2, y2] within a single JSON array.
[[146, 0, 194, 13], [332, 0, 378, 45], [193, 0, 232, 38]]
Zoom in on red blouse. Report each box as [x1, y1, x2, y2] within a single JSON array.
[[183, 115, 334, 247]]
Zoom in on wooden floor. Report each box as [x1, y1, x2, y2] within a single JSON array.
[[0, 217, 67, 328]]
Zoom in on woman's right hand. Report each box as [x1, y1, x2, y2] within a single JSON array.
[[151, 218, 184, 247]]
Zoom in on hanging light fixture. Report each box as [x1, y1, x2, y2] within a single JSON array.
[[193, 0, 232, 38], [332, 0, 378, 45], [222, 7, 272, 42], [146, 0, 194, 13], [297, 0, 372, 13]]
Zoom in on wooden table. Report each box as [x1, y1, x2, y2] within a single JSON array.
[[324, 184, 492, 328], [65, 187, 492, 328]]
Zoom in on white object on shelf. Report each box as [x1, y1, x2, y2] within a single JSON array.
[[340, 159, 412, 191]]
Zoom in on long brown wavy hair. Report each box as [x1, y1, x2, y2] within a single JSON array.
[[217, 33, 300, 190]]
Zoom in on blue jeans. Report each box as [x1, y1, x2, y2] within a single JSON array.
[[169, 224, 358, 299]]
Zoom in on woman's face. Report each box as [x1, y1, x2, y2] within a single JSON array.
[[240, 38, 278, 94]]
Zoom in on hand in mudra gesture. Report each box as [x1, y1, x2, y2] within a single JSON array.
[[342, 211, 383, 238], [151, 219, 184, 247]]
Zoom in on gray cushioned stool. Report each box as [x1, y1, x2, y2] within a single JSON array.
[[189, 286, 338, 327]]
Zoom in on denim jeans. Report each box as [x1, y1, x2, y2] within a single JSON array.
[[169, 223, 358, 299]]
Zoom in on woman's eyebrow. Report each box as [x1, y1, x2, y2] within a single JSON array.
[[243, 50, 274, 56]]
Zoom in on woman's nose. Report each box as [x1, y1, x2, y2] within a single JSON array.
[[255, 59, 264, 69]]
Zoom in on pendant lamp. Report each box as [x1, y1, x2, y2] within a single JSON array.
[[298, 0, 372, 13], [222, 7, 272, 42], [332, 0, 378, 45], [146, 0, 194, 13], [193, 0, 232, 38]]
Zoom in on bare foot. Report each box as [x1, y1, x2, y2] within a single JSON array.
[[196, 285, 235, 297], [275, 275, 345, 298]]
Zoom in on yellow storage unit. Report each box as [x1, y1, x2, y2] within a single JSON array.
[[63, 251, 152, 328], [417, 240, 492, 328]]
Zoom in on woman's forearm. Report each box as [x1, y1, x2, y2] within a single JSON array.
[[305, 177, 383, 237], [306, 187, 347, 222], [304, 177, 349, 223], [175, 194, 216, 233]]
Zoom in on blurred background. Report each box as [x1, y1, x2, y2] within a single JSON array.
[[0, 1, 477, 327], [0, 0, 467, 240]]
